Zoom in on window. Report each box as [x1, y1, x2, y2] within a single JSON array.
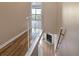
[[36, 9, 41, 14], [32, 9, 36, 14], [36, 14, 41, 20], [32, 14, 35, 20], [32, 9, 41, 21]]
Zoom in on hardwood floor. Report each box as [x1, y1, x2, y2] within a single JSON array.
[[0, 31, 28, 56], [38, 36, 54, 56]]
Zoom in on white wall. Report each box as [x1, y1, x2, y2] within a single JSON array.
[[57, 3, 79, 56], [42, 2, 62, 34], [0, 3, 31, 43]]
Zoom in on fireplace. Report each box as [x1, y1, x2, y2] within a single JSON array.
[[47, 34, 52, 43], [44, 33, 54, 44]]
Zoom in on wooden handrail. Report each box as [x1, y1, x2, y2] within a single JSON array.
[[56, 27, 65, 50]]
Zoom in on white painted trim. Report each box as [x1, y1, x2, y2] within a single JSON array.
[[0, 29, 28, 49]]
